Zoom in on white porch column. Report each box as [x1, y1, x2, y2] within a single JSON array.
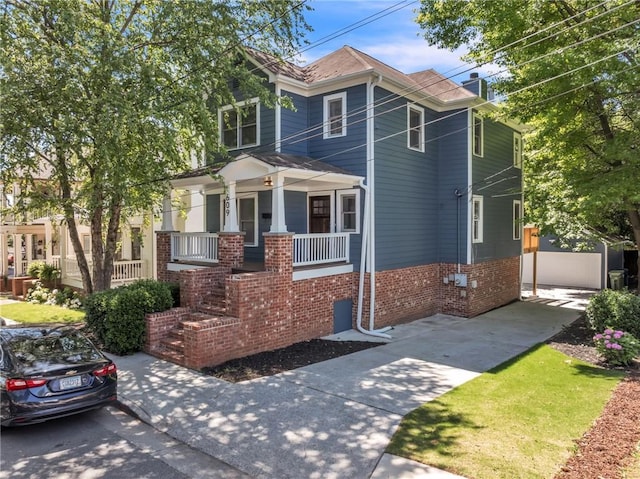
[[25, 234, 33, 273], [270, 173, 287, 233], [0, 233, 8, 276], [161, 194, 174, 231], [223, 180, 239, 232]]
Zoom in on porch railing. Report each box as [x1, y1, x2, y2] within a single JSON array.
[[63, 257, 147, 286], [170, 232, 219, 263], [293, 233, 350, 267]]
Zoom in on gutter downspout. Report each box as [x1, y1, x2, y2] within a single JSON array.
[[356, 74, 391, 339]]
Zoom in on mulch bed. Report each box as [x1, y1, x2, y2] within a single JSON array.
[[202, 339, 381, 382], [203, 315, 640, 478], [548, 315, 640, 479]]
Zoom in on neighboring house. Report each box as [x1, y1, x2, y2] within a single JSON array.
[[523, 234, 634, 290], [148, 46, 526, 368], [0, 177, 154, 292]]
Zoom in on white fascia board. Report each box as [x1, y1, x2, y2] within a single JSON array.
[[472, 99, 529, 132], [277, 70, 375, 97]]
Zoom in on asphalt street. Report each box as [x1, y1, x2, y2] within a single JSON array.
[[0, 405, 249, 479]]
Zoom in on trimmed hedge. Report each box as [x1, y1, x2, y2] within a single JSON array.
[[585, 289, 640, 338], [84, 279, 173, 355]]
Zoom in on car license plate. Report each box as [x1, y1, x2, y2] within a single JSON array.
[[59, 375, 82, 390]]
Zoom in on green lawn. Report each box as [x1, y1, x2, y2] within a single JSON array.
[[0, 302, 85, 324], [387, 344, 625, 479]]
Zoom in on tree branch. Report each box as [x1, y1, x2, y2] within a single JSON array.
[[120, 0, 142, 35]]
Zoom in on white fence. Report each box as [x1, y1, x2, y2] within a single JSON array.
[[293, 233, 350, 267], [171, 232, 219, 263]]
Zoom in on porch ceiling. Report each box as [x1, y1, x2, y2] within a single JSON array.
[[170, 152, 363, 191]]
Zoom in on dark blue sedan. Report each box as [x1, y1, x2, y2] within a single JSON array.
[[0, 325, 117, 426]]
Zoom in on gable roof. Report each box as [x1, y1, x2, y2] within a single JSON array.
[[247, 45, 475, 103]]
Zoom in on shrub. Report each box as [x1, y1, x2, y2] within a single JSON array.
[[585, 289, 640, 338], [84, 280, 173, 355], [27, 261, 45, 278], [593, 329, 640, 366], [26, 281, 83, 309]]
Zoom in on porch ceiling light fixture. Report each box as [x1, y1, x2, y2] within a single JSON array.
[[263, 176, 273, 187]]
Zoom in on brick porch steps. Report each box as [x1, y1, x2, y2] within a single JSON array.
[[151, 291, 235, 368]]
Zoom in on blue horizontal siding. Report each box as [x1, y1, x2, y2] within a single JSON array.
[[471, 111, 522, 262]]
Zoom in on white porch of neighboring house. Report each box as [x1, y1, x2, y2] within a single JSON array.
[[165, 153, 364, 276], [0, 215, 153, 290]]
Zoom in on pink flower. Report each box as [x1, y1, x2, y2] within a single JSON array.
[[613, 332, 623, 339], [594, 334, 603, 340], [605, 343, 613, 349], [604, 328, 614, 335]]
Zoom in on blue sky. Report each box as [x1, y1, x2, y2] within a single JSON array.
[[300, 0, 483, 81]]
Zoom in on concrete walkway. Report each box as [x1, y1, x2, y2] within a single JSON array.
[[111, 299, 582, 479]]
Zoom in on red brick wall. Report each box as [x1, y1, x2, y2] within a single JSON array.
[[144, 307, 191, 353], [440, 257, 521, 317], [156, 232, 179, 283], [465, 256, 521, 317], [179, 266, 228, 309], [217, 232, 245, 269], [361, 265, 441, 328], [292, 273, 357, 339]]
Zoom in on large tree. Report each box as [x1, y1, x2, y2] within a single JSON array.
[[416, 0, 640, 289], [1, 0, 309, 292]]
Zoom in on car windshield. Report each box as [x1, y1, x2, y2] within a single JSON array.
[[5, 328, 103, 372]]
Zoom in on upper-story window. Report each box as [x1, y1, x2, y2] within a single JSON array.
[[472, 195, 483, 243], [473, 112, 484, 157], [407, 104, 425, 152], [323, 92, 346, 138], [513, 132, 522, 169], [219, 98, 260, 150]]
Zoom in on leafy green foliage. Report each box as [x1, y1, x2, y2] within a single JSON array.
[[593, 328, 640, 366], [416, 0, 640, 282], [586, 289, 640, 338], [0, 0, 310, 292], [84, 279, 173, 355]]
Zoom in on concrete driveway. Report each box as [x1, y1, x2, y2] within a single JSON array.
[[113, 299, 582, 479]]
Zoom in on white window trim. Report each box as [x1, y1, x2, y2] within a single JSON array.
[[513, 199, 522, 241], [336, 189, 360, 233], [218, 97, 260, 150], [307, 191, 336, 233], [407, 104, 425, 152], [473, 112, 484, 157], [513, 132, 522, 169], [220, 192, 259, 247], [323, 92, 347, 139], [472, 195, 484, 243]]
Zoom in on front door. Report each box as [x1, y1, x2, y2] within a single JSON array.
[[309, 195, 331, 233]]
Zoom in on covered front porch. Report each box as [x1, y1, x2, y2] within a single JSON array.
[[164, 152, 364, 276]]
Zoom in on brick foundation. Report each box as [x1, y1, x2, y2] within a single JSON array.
[[440, 257, 521, 317], [150, 232, 521, 368]]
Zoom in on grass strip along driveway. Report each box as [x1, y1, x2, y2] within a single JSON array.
[[0, 302, 85, 324], [387, 344, 625, 479]]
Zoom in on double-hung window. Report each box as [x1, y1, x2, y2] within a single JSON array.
[[407, 104, 425, 152], [220, 99, 259, 150], [220, 193, 258, 246], [472, 195, 483, 243], [513, 132, 522, 169], [473, 112, 484, 157], [323, 92, 346, 138], [337, 189, 360, 233], [513, 200, 522, 240]]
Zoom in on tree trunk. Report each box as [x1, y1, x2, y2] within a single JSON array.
[[628, 208, 640, 294]]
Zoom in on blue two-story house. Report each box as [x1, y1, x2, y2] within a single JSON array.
[[151, 46, 525, 368]]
